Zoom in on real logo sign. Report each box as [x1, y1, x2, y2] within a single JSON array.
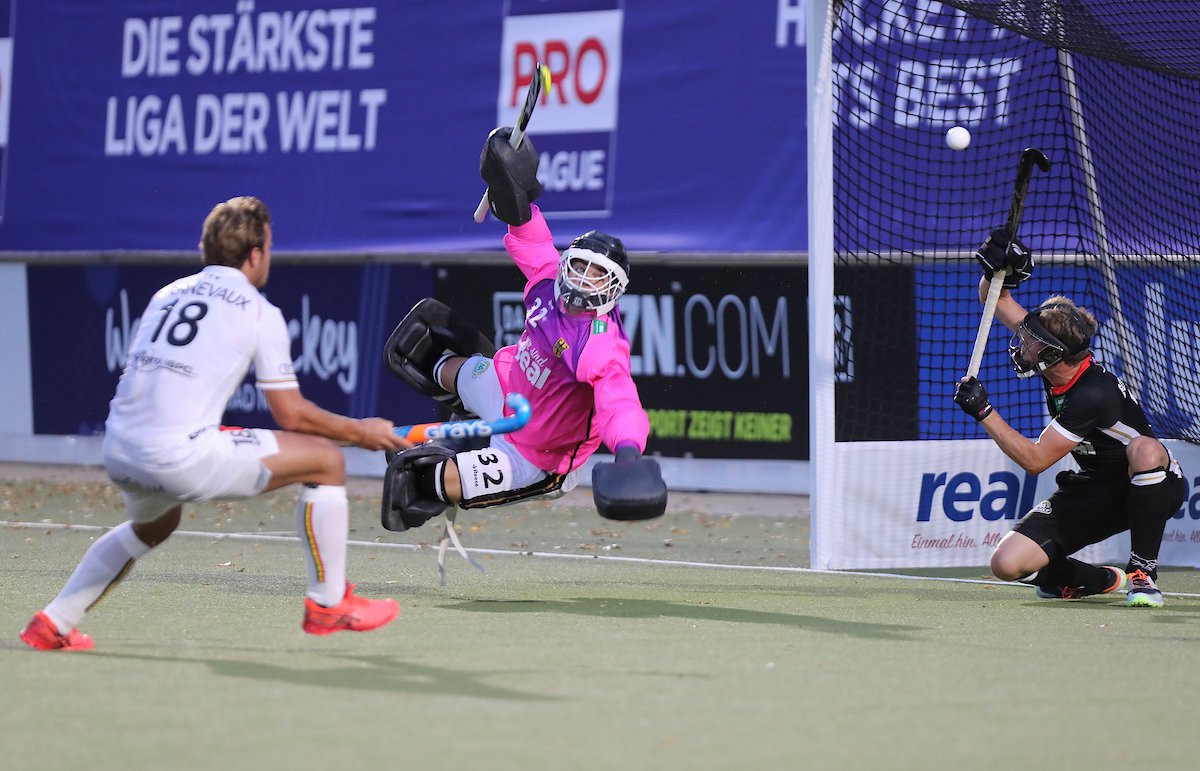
[[916, 470, 1040, 522], [919, 469, 1200, 524], [1172, 474, 1200, 520]]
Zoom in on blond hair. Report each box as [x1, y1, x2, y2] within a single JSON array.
[[1038, 295, 1097, 364], [199, 196, 271, 268]]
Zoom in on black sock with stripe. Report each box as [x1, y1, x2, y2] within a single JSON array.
[[1126, 466, 1179, 581]]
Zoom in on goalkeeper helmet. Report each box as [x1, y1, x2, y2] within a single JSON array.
[[1008, 301, 1092, 378], [555, 230, 630, 317]]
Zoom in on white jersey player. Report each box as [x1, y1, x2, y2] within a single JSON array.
[[104, 261, 301, 479], [20, 196, 411, 651]]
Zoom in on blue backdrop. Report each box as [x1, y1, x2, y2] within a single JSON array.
[[27, 263, 437, 435], [0, 0, 807, 253]]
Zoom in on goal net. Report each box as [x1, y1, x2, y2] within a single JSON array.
[[807, 0, 1200, 568]]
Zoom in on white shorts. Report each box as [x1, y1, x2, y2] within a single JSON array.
[[454, 355, 578, 501], [103, 426, 279, 523]]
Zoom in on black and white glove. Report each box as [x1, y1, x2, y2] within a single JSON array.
[[592, 442, 668, 521], [479, 126, 541, 226], [954, 377, 994, 422], [975, 228, 1033, 289]]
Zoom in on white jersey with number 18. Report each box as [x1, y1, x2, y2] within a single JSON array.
[[105, 265, 297, 466]]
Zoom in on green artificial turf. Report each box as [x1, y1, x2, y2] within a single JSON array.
[[3, 475, 1199, 770]]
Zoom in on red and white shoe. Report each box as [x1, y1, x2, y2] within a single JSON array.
[[302, 582, 400, 636], [19, 611, 95, 651]]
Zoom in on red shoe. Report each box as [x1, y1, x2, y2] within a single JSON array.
[[19, 611, 95, 651], [302, 582, 399, 636]]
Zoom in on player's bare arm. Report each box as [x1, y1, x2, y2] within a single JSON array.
[[975, 408, 1077, 475], [265, 388, 409, 451], [978, 276, 1027, 333]]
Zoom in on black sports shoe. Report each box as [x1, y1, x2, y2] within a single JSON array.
[[1034, 567, 1126, 599]]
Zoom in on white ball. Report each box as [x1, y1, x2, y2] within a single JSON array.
[[946, 126, 971, 151]]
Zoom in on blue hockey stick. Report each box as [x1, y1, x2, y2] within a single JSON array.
[[392, 393, 531, 442]]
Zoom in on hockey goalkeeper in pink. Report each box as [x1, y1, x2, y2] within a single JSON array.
[[379, 125, 668, 533]]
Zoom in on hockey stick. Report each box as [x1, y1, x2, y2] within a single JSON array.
[[393, 393, 531, 443], [472, 62, 552, 223], [1002, 147, 1050, 240], [966, 147, 1051, 378]]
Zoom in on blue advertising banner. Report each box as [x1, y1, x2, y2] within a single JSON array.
[[0, 1, 806, 253], [27, 262, 437, 435], [915, 264, 1200, 443], [832, 4, 1082, 254]]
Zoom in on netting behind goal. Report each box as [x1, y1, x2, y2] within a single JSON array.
[[831, 0, 1200, 444], [808, 0, 1200, 569]]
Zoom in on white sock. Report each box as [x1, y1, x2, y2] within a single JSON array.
[[296, 485, 348, 607], [43, 521, 151, 634]]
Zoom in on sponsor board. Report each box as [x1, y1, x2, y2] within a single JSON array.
[[1, 2, 803, 251], [815, 440, 1119, 570], [26, 263, 436, 435], [1158, 440, 1200, 567], [815, 439, 1200, 570], [1103, 275, 1200, 441], [835, 264, 919, 440], [442, 263, 806, 460]]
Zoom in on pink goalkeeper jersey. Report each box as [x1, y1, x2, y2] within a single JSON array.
[[495, 205, 650, 474]]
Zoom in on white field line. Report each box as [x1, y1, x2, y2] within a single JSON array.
[[5, 519, 1200, 599]]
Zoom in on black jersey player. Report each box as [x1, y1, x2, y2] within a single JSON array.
[[953, 229, 1186, 607]]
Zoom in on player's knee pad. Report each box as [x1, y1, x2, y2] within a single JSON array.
[[453, 446, 568, 510], [384, 298, 497, 416], [455, 446, 516, 507], [381, 444, 457, 532], [1129, 467, 1186, 523]]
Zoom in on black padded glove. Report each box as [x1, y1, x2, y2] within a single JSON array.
[[954, 377, 994, 422], [479, 126, 541, 226], [592, 442, 668, 521], [615, 444, 641, 464], [975, 228, 1033, 289]]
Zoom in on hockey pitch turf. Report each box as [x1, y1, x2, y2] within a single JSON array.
[[3, 470, 1200, 770]]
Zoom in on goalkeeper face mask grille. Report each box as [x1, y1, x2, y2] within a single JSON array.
[[555, 247, 629, 317]]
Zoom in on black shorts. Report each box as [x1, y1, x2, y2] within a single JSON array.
[[1013, 467, 1187, 560]]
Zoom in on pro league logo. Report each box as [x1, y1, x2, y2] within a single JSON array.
[[500, 0, 623, 217]]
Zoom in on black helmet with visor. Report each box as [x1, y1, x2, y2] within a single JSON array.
[[1008, 302, 1092, 378]]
